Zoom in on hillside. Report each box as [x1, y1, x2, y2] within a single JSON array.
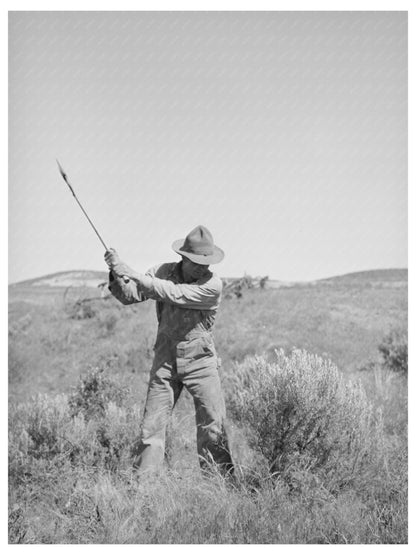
[[8, 267, 407, 400], [10, 270, 109, 289], [9, 267, 408, 291], [8, 268, 408, 543], [316, 268, 408, 287], [8, 267, 408, 313]]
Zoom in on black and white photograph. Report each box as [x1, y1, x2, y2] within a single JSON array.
[[7, 4, 409, 545]]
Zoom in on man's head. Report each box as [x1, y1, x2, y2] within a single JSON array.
[[172, 225, 224, 265], [181, 256, 210, 283]]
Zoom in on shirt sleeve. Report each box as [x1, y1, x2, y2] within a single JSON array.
[[133, 272, 222, 310], [108, 272, 147, 305]]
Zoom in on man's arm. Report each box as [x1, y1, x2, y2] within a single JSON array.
[[105, 250, 221, 310], [129, 273, 222, 310], [108, 271, 147, 305], [105, 248, 143, 305]]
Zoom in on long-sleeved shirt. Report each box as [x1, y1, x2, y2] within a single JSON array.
[[108, 261, 222, 342]]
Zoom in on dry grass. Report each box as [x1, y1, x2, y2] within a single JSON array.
[[8, 276, 407, 543], [9, 359, 407, 543]]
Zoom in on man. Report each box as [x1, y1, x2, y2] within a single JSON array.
[[104, 225, 234, 475]]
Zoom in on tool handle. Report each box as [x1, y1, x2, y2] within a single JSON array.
[[56, 159, 109, 251]]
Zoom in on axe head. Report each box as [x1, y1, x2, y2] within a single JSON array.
[[56, 159, 68, 182]]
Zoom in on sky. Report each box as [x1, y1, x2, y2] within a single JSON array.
[[8, 10, 407, 283]]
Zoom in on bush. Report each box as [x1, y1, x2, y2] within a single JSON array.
[[16, 394, 70, 460], [68, 366, 129, 420], [65, 299, 97, 320], [9, 392, 142, 479], [226, 349, 384, 494], [378, 329, 408, 373]]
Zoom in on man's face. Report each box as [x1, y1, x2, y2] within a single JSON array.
[[181, 256, 209, 283]]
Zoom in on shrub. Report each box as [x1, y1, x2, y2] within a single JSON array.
[[62, 402, 142, 471], [101, 312, 118, 335], [9, 392, 142, 478], [95, 306, 122, 336], [65, 299, 97, 320], [9, 395, 70, 463], [226, 349, 384, 494], [378, 329, 408, 373], [68, 366, 129, 420]]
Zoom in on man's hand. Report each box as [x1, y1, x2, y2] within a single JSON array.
[[105, 249, 138, 283], [104, 248, 121, 269]]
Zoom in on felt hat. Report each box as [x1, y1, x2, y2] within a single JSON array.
[[172, 225, 224, 265]]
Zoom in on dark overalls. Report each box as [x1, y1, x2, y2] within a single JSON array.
[[109, 261, 233, 474]]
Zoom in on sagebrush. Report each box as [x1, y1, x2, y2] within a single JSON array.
[[226, 349, 385, 495], [378, 328, 408, 373], [9, 352, 407, 543]]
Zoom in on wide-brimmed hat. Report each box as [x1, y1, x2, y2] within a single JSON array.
[[172, 225, 224, 265]]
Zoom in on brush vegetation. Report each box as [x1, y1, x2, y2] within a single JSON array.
[[8, 270, 407, 543]]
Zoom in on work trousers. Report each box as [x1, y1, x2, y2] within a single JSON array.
[[133, 333, 234, 475]]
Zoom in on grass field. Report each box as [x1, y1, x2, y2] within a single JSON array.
[[8, 268, 408, 544]]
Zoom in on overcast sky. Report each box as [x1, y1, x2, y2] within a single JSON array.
[[8, 11, 407, 283]]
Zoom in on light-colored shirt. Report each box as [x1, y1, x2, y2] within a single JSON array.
[[109, 261, 222, 341]]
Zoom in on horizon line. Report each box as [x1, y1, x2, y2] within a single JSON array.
[[8, 266, 409, 287]]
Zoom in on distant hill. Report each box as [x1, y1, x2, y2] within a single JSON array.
[[9, 270, 109, 289], [315, 268, 408, 287], [266, 268, 407, 290], [9, 268, 407, 291]]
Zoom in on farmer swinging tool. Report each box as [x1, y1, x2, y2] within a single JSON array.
[[56, 160, 234, 477]]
